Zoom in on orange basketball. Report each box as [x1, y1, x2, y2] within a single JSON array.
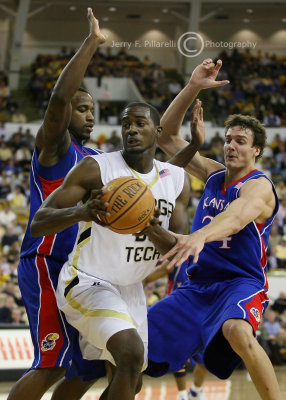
[[100, 176, 155, 234]]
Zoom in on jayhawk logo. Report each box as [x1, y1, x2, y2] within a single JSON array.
[[250, 307, 261, 322], [41, 333, 59, 352]]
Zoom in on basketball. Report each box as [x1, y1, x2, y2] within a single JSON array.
[[100, 176, 155, 234]]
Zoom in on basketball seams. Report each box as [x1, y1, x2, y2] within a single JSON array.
[[100, 177, 138, 225], [108, 185, 149, 225], [100, 176, 155, 234], [109, 200, 155, 232]]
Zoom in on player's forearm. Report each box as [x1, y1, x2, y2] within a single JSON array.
[[52, 35, 100, 102], [168, 141, 200, 168], [159, 83, 200, 143], [144, 224, 177, 255], [198, 210, 244, 243], [30, 206, 84, 237]]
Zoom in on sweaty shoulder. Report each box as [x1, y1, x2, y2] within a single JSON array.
[[239, 177, 276, 222]]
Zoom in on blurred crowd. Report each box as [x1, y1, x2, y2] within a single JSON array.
[[0, 71, 28, 124], [29, 45, 183, 121], [209, 49, 286, 127]]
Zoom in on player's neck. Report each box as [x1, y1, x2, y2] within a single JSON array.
[[121, 150, 154, 173], [224, 165, 256, 185]]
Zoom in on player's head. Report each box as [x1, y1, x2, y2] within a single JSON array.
[[69, 87, 95, 143], [224, 114, 266, 167], [120, 102, 162, 154]]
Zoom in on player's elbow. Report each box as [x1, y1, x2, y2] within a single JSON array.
[[50, 88, 70, 105], [30, 220, 42, 237], [30, 213, 46, 237]]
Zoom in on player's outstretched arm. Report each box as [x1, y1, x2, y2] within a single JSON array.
[[30, 157, 108, 236], [36, 8, 106, 160], [159, 59, 228, 181], [159, 177, 276, 270]]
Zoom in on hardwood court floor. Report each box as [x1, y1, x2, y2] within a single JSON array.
[[0, 366, 285, 399]]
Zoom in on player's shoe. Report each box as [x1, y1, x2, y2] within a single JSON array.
[[188, 388, 208, 400], [177, 393, 188, 400]]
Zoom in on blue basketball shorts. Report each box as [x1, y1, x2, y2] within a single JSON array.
[[146, 277, 268, 379], [18, 256, 106, 380]]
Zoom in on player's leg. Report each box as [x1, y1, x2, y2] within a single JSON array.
[[222, 319, 281, 400], [7, 368, 66, 400], [7, 257, 74, 400], [174, 368, 188, 400], [188, 363, 208, 400], [101, 329, 144, 400], [51, 376, 97, 400]]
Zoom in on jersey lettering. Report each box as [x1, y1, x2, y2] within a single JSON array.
[[202, 215, 232, 249], [126, 246, 160, 262], [155, 199, 174, 217], [203, 196, 230, 212]]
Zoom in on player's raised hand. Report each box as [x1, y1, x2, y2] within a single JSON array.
[[87, 7, 107, 44], [189, 58, 229, 90], [190, 99, 205, 147]]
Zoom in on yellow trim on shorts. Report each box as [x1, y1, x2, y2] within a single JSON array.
[[72, 222, 92, 267], [64, 265, 133, 324], [67, 297, 134, 323]]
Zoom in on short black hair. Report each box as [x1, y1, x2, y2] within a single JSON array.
[[224, 114, 267, 160], [122, 102, 160, 126], [77, 87, 91, 95]]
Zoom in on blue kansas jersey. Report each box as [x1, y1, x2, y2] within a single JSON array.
[[187, 169, 279, 288], [20, 140, 102, 264]]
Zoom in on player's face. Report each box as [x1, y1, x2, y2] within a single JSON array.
[[121, 106, 158, 153], [69, 91, 95, 142], [224, 126, 260, 170]]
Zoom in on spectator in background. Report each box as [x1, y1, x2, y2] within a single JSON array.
[[272, 292, 286, 315], [0, 121, 9, 141], [0, 141, 13, 162], [263, 109, 281, 127], [109, 129, 122, 150], [11, 108, 27, 124], [21, 128, 35, 150], [7, 185, 28, 213], [11, 307, 26, 325], [15, 144, 32, 169], [0, 204, 16, 226], [276, 179, 286, 201], [262, 310, 286, 365], [277, 196, 286, 224], [273, 235, 286, 269], [1, 224, 19, 254], [0, 294, 16, 323], [0, 263, 10, 285]]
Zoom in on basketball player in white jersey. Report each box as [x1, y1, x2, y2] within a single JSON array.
[[30, 101, 204, 400]]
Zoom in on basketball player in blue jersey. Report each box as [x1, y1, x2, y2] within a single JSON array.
[[8, 8, 107, 400], [137, 61, 281, 399]]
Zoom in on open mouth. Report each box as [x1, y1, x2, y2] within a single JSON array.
[[127, 138, 140, 146]]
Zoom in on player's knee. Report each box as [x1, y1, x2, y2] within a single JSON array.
[[107, 330, 144, 371], [222, 319, 254, 354]]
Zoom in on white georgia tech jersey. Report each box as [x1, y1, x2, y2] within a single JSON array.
[[66, 151, 185, 285]]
